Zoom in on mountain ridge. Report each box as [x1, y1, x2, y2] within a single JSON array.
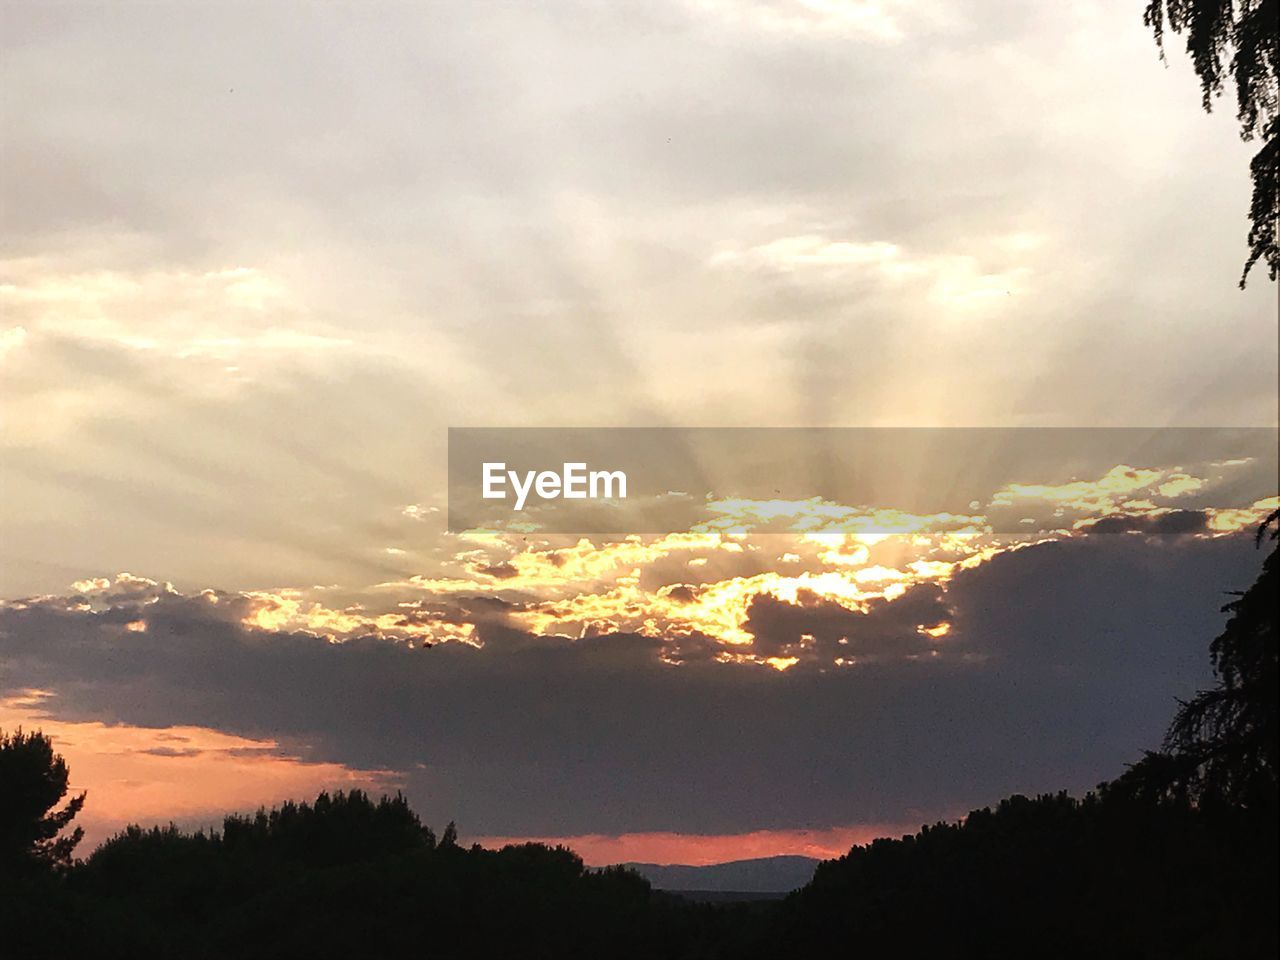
[[617, 854, 820, 893]]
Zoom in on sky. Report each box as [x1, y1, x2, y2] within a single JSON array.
[[1, 0, 1277, 864]]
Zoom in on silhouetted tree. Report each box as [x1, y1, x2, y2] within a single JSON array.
[[0, 728, 85, 877], [216, 789, 435, 868], [1162, 512, 1278, 811], [1144, 0, 1279, 284], [1115, 512, 1278, 814], [440, 819, 458, 848], [42, 790, 693, 959], [766, 789, 1274, 959]]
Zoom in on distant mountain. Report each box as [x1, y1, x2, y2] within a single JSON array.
[[620, 855, 819, 893]]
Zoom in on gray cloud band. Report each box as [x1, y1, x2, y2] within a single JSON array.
[[0, 533, 1264, 835]]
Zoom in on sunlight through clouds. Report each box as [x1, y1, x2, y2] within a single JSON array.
[[707, 232, 1033, 305]]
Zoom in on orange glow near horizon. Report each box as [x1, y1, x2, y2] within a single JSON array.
[[469, 823, 921, 867], [0, 691, 401, 851], [3, 690, 928, 867]]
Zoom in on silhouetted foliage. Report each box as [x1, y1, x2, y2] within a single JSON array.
[[1145, 0, 1279, 284], [1, 788, 734, 959], [0, 728, 85, 878], [1164, 512, 1279, 807], [765, 790, 1276, 959], [439, 818, 458, 848], [1115, 512, 1278, 814]]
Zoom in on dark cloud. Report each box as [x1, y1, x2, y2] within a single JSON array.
[[473, 561, 520, 580], [661, 584, 698, 604], [744, 583, 949, 660], [138, 746, 205, 758], [1079, 510, 1210, 535], [1, 533, 1266, 836]]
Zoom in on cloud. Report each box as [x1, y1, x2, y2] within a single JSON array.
[[1, 0, 1274, 604], [1076, 509, 1210, 535], [990, 464, 1203, 513], [370, 458, 1273, 664], [1, 532, 1266, 837], [689, 0, 948, 43], [708, 232, 1032, 304], [744, 581, 949, 661], [0, 259, 354, 363]]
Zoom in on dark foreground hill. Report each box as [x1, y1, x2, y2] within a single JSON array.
[[758, 790, 1277, 959]]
